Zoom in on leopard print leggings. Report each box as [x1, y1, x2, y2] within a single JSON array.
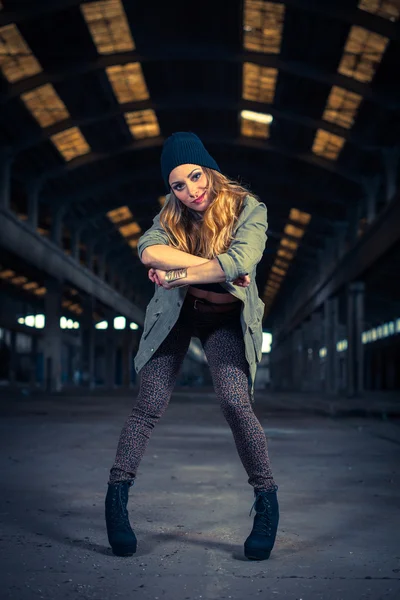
[[109, 295, 278, 493]]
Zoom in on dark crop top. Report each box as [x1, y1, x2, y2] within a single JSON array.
[[190, 282, 227, 293]]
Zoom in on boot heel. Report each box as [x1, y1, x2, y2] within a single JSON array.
[[244, 490, 279, 561], [105, 481, 137, 556]]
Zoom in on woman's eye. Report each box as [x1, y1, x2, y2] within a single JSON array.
[[174, 184, 183, 191], [193, 172, 201, 180]]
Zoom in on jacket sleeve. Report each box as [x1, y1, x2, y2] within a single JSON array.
[[215, 201, 268, 282], [137, 212, 170, 261]]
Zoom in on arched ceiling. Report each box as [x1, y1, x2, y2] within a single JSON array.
[[1, 0, 399, 320]]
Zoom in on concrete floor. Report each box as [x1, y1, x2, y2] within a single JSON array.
[[0, 391, 399, 600]]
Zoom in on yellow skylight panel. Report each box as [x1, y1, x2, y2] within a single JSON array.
[[11, 275, 28, 285], [284, 223, 305, 239], [323, 86, 363, 129], [119, 221, 141, 238], [271, 265, 286, 277], [289, 208, 311, 226], [107, 206, 133, 224], [243, 1, 285, 54], [21, 84, 70, 128], [34, 287, 47, 296], [51, 127, 91, 161], [265, 288, 277, 297], [312, 129, 345, 160], [23, 281, 39, 291], [270, 272, 284, 284], [125, 109, 160, 139], [0, 269, 15, 279], [268, 280, 280, 290], [358, 0, 399, 21], [81, 0, 135, 54], [243, 62, 278, 103], [338, 26, 388, 83], [158, 196, 167, 207], [274, 259, 288, 270], [106, 63, 149, 103], [128, 239, 138, 249], [0, 24, 42, 83], [281, 237, 298, 251], [277, 248, 295, 260], [241, 110, 272, 139]]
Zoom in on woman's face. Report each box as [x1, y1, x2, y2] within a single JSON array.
[[168, 164, 210, 212]]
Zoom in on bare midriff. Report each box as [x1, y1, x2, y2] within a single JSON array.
[[187, 286, 241, 304]]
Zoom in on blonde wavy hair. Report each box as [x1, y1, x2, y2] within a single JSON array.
[[159, 167, 259, 259]]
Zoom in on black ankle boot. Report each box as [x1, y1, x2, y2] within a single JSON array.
[[244, 490, 279, 560], [105, 481, 137, 556]]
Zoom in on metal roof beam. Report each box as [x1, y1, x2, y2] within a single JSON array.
[[1, 48, 398, 109], [1, 0, 397, 39], [10, 98, 385, 155], [39, 164, 352, 211], [25, 135, 365, 188], [273, 194, 400, 341]]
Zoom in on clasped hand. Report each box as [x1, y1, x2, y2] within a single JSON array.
[[148, 267, 250, 289]]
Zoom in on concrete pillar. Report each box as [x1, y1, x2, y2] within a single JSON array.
[[0, 154, 12, 210], [51, 206, 66, 247], [325, 297, 340, 395], [104, 321, 116, 389], [70, 228, 81, 261], [85, 238, 94, 271], [292, 328, 302, 390], [81, 295, 95, 388], [97, 251, 107, 280], [30, 335, 38, 387], [27, 182, 40, 230], [310, 311, 322, 391], [364, 177, 379, 226], [43, 278, 63, 392], [121, 330, 133, 387], [382, 149, 399, 204], [9, 330, 17, 385], [346, 282, 365, 397], [347, 202, 361, 245], [334, 223, 347, 261]]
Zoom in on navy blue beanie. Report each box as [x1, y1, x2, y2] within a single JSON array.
[[161, 132, 221, 189]]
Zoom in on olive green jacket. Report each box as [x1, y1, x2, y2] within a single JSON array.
[[134, 194, 267, 403]]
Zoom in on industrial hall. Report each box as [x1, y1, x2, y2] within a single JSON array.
[[0, 1, 399, 599]]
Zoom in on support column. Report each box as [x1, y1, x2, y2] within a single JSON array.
[[363, 177, 379, 226], [51, 205, 66, 247], [382, 149, 400, 204], [27, 182, 41, 230], [9, 330, 17, 386], [325, 296, 339, 395], [121, 329, 133, 387], [310, 311, 322, 392], [0, 153, 13, 210], [70, 227, 81, 262], [104, 316, 116, 389], [30, 335, 38, 387], [43, 278, 63, 392], [85, 237, 94, 271], [346, 282, 365, 397], [97, 250, 107, 281], [81, 295, 95, 388]]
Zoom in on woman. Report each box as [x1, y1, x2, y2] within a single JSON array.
[[105, 132, 279, 561]]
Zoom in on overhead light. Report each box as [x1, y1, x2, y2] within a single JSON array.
[[114, 316, 126, 330], [241, 110, 273, 124]]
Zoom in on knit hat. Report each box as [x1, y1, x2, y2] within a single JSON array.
[[160, 132, 221, 189]]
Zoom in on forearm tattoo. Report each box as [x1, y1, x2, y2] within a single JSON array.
[[165, 267, 188, 283]]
